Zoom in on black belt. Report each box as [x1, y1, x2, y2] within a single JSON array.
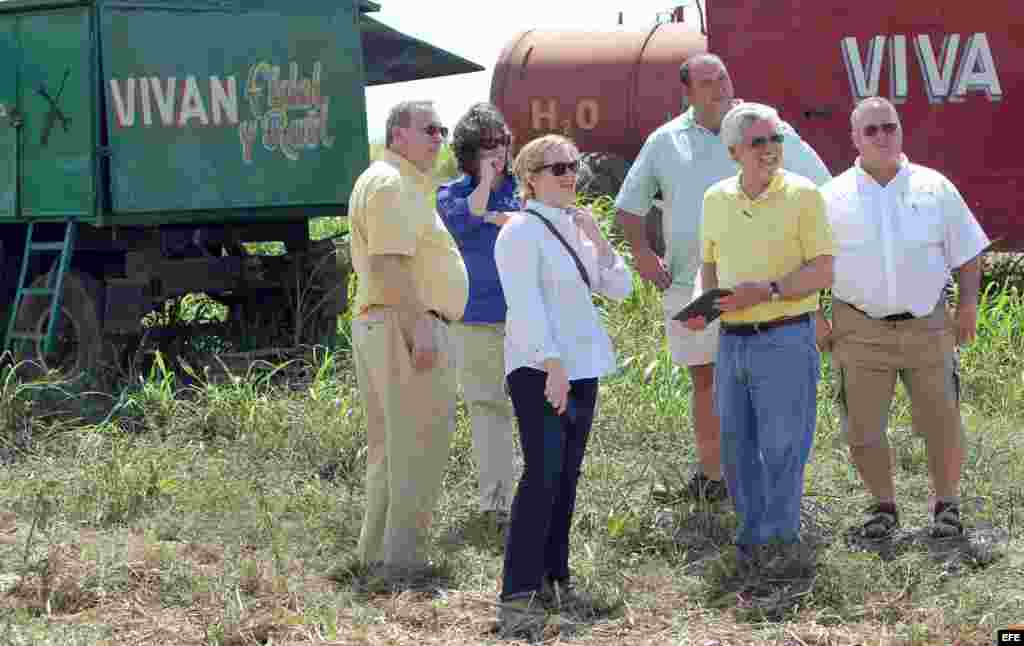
[[428, 309, 451, 324], [721, 313, 810, 336], [843, 302, 915, 322]]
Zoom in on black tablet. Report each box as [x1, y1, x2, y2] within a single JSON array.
[[671, 288, 734, 323]]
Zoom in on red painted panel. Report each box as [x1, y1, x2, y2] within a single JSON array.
[[709, 0, 1021, 248]]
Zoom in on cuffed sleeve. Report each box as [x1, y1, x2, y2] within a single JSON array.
[[941, 178, 990, 270], [798, 188, 836, 260], [364, 176, 421, 257], [594, 251, 633, 301], [436, 188, 489, 241], [614, 135, 660, 216], [495, 220, 561, 365]]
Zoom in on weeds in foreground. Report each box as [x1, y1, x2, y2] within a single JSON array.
[[0, 257, 1023, 644]]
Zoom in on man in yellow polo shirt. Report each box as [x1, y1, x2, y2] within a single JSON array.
[[687, 102, 834, 586], [348, 100, 469, 578]]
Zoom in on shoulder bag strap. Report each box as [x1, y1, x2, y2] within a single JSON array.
[[523, 208, 591, 290]]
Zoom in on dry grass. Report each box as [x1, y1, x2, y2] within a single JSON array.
[[1, 247, 1023, 645]]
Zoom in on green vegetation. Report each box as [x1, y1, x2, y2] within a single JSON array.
[[0, 199, 1022, 645]]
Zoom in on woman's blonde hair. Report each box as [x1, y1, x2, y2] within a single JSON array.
[[512, 134, 576, 202]]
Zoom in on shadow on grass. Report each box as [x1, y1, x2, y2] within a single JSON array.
[[326, 555, 456, 596], [843, 522, 1009, 570], [437, 511, 509, 557]]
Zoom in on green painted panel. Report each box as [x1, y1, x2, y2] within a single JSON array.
[[18, 9, 94, 220], [102, 3, 369, 214], [0, 127, 13, 218], [0, 17, 18, 219]]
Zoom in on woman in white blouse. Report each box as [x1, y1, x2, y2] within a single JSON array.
[[493, 134, 632, 636]]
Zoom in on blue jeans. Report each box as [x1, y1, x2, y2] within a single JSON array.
[[501, 367, 598, 600], [714, 318, 819, 553]]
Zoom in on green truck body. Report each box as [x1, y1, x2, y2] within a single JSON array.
[[0, 0, 481, 372]]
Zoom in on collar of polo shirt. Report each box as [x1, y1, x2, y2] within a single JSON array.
[[736, 169, 787, 203]]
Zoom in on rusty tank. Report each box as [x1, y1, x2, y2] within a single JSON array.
[[491, 23, 706, 162]]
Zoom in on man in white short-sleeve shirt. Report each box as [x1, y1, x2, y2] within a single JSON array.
[[817, 96, 989, 541], [615, 54, 831, 502]]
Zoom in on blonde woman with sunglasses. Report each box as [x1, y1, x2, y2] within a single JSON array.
[[492, 134, 632, 638]]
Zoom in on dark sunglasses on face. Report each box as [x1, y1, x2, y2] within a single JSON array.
[[423, 124, 449, 138], [479, 134, 511, 149], [534, 160, 580, 176], [862, 122, 899, 137], [749, 133, 785, 148]]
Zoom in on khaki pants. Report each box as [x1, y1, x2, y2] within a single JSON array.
[[832, 301, 963, 453], [450, 322, 516, 512], [352, 309, 457, 567]]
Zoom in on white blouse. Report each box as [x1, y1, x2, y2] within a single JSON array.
[[494, 199, 633, 380]]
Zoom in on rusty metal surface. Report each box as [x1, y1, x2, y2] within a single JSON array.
[[490, 24, 706, 160]]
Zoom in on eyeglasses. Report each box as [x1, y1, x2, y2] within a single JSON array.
[[533, 160, 580, 176], [749, 133, 785, 148], [862, 122, 899, 137], [479, 134, 511, 149], [423, 124, 449, 139]]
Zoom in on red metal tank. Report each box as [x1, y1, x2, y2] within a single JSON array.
[[490, 23, 706, 161]]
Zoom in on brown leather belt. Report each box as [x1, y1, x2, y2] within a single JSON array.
[[359, 304, 451, 325], [721, 313, 810, 336], [843, 301, 915, 321]]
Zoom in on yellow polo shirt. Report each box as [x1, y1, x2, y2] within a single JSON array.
[[349, 149, 468, 322], [701, 170, 834, 324]]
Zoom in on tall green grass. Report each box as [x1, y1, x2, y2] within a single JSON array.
[[0, 190, 1022, 644]]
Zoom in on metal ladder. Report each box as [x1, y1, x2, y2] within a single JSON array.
[[4, 219, 78, 356]]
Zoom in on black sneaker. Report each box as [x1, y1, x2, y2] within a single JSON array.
[[931, 501, 964, 538], [860, 503, 900, 540], [685, 472, 729, 502]]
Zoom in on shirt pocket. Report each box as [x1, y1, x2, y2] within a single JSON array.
[[899, 192, 944, 247]]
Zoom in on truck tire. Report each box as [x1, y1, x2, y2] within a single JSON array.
[[13, 272, 103, 377]]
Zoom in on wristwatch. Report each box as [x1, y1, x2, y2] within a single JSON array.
[[769, 281, 781, 302]]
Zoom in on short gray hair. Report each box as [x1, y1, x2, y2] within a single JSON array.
[[679, 53, 726, 86], [850, 96, 900, 129], [385, 100, 436, 148], [720, 102, 781, 148]]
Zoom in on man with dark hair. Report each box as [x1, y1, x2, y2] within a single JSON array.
[[615, 54, 831, 503], [817, 96, 988, 540], [348, 100, 468, 577]]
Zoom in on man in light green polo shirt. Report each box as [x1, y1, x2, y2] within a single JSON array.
[[689, 102, 834, 585], [615, 54, 831, 503], [348, 100, 468, 578]]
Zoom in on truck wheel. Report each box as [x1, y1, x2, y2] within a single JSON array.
[[14, 272, 103, 377]]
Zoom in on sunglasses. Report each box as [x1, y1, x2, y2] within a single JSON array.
[[862, 122, 899, 137], [422, 124, 449, 138], [479, 134, 511, 149], [749, 133, 785, 148], [534, 160, 580, 176]]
